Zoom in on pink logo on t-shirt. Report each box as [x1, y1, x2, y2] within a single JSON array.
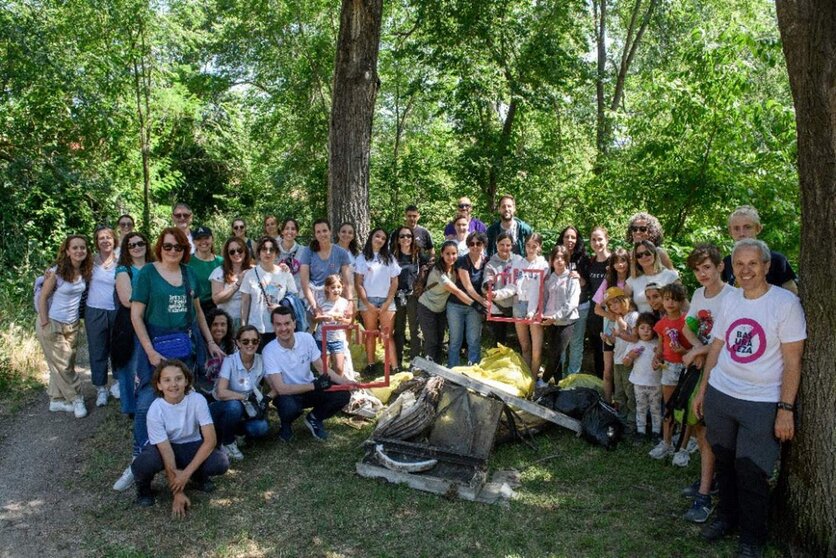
[[724, 318, 767, 364]]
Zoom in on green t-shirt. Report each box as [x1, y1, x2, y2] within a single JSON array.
[[417, 267, 453, 313], [188, 255, 223, 302], [132, 264, 198, 330]]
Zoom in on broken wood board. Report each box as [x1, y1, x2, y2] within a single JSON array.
[[411, 357, 582, 434]]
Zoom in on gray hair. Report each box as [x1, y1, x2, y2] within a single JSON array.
[[732, 238, 770, 263]]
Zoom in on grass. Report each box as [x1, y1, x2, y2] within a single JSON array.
[[0, 278, 47, 415], [75, 405, 784, 558]]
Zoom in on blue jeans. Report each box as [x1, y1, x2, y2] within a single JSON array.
[[446, 302, 482, 367], [273, 390, 350, 427], [131, 440, 229, 489], [565, 301, 590, 374], [209, 399, 270, 445]]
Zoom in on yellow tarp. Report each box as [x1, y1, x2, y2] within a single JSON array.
[[452, 344, 534, 398], [368, 371, 414, 404], [557, 373, 604, 394]]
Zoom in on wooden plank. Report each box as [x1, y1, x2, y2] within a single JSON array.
[[411, 357, 582, 434]]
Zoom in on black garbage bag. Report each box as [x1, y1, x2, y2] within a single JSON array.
[[535, 387, 600, 419], [580, 400, 625, 450]]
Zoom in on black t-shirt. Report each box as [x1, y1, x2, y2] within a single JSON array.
[[721, 250, 797, 288], [570, 252, 591, 303], [389, 226, 434, 257], [449, 254, 485, 306], [587, 257, 608, 302], [396, 252, 428, 293]]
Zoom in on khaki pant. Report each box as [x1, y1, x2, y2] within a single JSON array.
[[38, 318, 82, 402]]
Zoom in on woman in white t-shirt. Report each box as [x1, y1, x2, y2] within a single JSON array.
[[240, 237, 297, 349], [208, 326, 269, 462], [692, 239, 805, 554], [85, 225, 119, 408], [355, 227, 401, 373], [626, 240, 680, 313], [131, 360, 229, 515], [210, 237, 253, 331]]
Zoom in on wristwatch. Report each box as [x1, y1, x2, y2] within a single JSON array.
[[776, 401, 795, 412]]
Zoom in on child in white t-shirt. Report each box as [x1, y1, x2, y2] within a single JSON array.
[[623, 312, 661, 440], [131, 360, 229, 516], [606, 287, 639, 427], [313, 274, 351, 376]]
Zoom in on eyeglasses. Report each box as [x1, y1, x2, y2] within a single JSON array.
[[458, 203, 472, 209], [162, 243, 186, 253], [232, 225, 245, 230], [636, 250, 653, 258], [173, 212, 191, 219], [261, 247, 276, 253], [468, 241, 484, 247], [228, 248, 245, 256], [399, 234, 413, 239], [238, 338, 259, 346], [630, 225, 648, 233], [127, 241, 147, 249]]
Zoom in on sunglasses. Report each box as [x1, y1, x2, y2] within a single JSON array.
[[636, 250, 654, 258], [228, 248, 245, 256], [458, 203, 472, 209], [232, 225, 245, 230], [238, 338, 259, 346], [162, 243, 186, 253], [630, 225, 648, 233], [468, 241, 484, 247], [127, 241, 147, 249], [173, 212, 192, 219], [399, 234, 413, 239], [261, 247, 276, 253], [118, 222, 133, 228]]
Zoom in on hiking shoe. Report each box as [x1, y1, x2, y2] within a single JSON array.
[[649, 441, 673, 460], [49, 400, 74, 413], [110, 383, 121, 400], [222, 442, 244, 461], [681, 478, 719, 498], [113, 464, 135, 491], [701, 516, 736, 541], [686, 437, 699, 454], [96, 387, 109, 407], [191, 479, 215, 493], [672, 449, 691, 467], [683, 495, 713, 523], [737, 542, 764, 558], [135, 484, 154, 507], [278, 424, 294, 443], [73, 397, 88, 419], [305, 412, 328, 441]]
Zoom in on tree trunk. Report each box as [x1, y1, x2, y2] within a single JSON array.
[[328, 0, 383, 243], [594, 0, 607, 155], [774, 2, 836, 556]]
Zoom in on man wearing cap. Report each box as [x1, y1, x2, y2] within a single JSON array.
[[486, 194, 532, 258], [188, 225, 223, 315], [443, 197, 487, 239]]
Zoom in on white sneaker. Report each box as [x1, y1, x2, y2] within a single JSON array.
[[649, 441, 673, 460], [95, 387, 108, 407], [49, 400, 74, 413], [222, 442, 244, 461], [73, 397, 88, 418], [110, 383, 121, 400], [112, 464, 134, 491], [686, 438, 699, 454], [672, 449, 691, 467]]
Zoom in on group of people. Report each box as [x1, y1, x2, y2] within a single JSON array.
[[35, 200, 805, 557]]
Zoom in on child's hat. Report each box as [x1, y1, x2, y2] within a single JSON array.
[[605, 286, 626, 300]]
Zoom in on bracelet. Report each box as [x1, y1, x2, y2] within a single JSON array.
[[777, 401, 795, 412]]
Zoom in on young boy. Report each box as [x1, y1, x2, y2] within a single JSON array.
[[722, 205, 797, 294], [649, 283, 692, 462], [679, 244, 737, 523], [622, 312, 661, 441]]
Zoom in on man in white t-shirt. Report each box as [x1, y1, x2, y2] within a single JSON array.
[[263, 307, 355, 442]]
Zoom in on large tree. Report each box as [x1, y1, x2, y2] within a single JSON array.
[[328, 0, 383, 242], [773, 1, 836, 556]]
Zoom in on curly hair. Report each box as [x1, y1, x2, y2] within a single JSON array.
[[625, 212, 664, 246], [55, 235, 93, 283]]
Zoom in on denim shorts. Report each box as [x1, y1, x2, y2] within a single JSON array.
[[661, 361, 685, 386], [326, 339, 346, 354], [360, 296, 396, 312]]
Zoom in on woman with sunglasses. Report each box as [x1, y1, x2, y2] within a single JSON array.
[[447, 231, 489, 367], [210, 237, 254, 331], [626, 240, 680, 313], [37, 234, 93, 418], [130, 227, 224, 463], [392, 226, 429, 367], [626, 212, 673, 270], [240, 236, 297, 350], [82, 225, 121, 409], [230, 218, 255, 258], [111, 231, 154, 491], [209, 326, 269, 461], [117, 214, 135, 236]]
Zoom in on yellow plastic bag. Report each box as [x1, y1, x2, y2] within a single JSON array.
[[369, 371, 414, 404], [455, 344, 534, 398], [557, 373, 604, 395]]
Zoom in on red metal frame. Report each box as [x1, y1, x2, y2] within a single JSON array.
[[320, 323, 391, 391], [485, 268, 546, 324]]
